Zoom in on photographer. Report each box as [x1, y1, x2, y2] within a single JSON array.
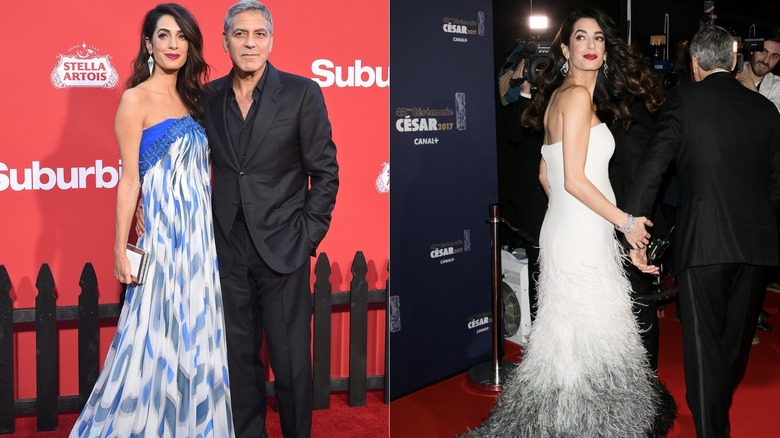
[[735, 28, 780, 340], [497, 56, 546, 321], [736, 28, 780, 112], [499, 57, 534, 105]]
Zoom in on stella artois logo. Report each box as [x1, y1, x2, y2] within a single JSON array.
[[51, 43, 118, 89]]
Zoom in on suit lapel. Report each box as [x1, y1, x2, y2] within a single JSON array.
[[209, 76, 240, 166], [243, 63, 282, 164]]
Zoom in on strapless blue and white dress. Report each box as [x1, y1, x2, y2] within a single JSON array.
[[71, 116, 234, 437]]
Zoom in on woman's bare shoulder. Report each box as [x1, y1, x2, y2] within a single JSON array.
[[118, 86, 149, 113], [556, 84, 591, 104], [115, 86, 150, 129], [548, 85, 590, 115]]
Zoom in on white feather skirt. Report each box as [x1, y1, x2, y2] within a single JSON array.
[[464, 126, 671, 437], [464, 239, 661, 437]]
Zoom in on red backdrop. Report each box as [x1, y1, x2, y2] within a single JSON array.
[[0, 0, 388, 399]]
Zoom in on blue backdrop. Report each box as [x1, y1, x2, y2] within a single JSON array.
[[389, 0, 498, 399]]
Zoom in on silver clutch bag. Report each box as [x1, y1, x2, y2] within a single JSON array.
[[125, 243, 151, 284]]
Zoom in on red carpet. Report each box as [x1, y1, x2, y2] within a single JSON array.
[[6, 292, 779, 438], [391, 291, 780, 437], [6, 391, 387, 438]]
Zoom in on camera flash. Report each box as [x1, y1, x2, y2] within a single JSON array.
[[530, 15, 548, 30]]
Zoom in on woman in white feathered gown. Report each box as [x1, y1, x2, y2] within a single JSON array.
[[464, 7, 676, 438]]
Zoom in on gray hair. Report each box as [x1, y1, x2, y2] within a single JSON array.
[[690, 25, 734, 71], [224, 0, 273, 35]]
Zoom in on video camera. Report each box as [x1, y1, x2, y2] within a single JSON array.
[[520, 41, 553, 83], [503, 40, 554, 84], [733, 36, 764, 73]]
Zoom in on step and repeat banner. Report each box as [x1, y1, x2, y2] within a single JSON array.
[[389, 0, 497, 399], [0, 0, 387, 399]]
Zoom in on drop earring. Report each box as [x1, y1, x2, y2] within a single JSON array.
[[602, 58, 609, 77], [560, 59, 569, 76], [147, 53, 154, 75]]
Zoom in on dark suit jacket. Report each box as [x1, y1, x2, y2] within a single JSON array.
[[204, 62, 339, 275], [626, 72, 780, 274], [607, 102, 656, 209]]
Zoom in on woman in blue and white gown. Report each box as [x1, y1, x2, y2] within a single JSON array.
[[71, 5, 233, 437], [465, 8, 675, 438]]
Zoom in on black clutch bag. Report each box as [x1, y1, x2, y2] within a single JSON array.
[[646, 226, 674, 265], [125, 243, 151, 284]]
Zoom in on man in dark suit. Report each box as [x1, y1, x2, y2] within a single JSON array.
[[606, 101, 669, 371], [204, 1, 338, 437], [627, 25, 780, 437]]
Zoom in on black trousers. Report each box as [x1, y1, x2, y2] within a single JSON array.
[[222, 219, 313, 438], [676, 263, 765, 438], [625, 262, 659, 371]]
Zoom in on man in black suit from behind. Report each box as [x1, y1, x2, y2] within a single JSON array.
[[627, 25, 780, 437], [204, 1, 338, 437]]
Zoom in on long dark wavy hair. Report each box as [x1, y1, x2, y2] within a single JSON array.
[[126, 3, 209, 122], [522, 7, 665, 131]]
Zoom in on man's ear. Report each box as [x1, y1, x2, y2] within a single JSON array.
[[690, 54, 700, 81], [730, 52, 737, 71]]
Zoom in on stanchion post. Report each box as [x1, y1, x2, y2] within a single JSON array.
[[467, 204, 516, 391]]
